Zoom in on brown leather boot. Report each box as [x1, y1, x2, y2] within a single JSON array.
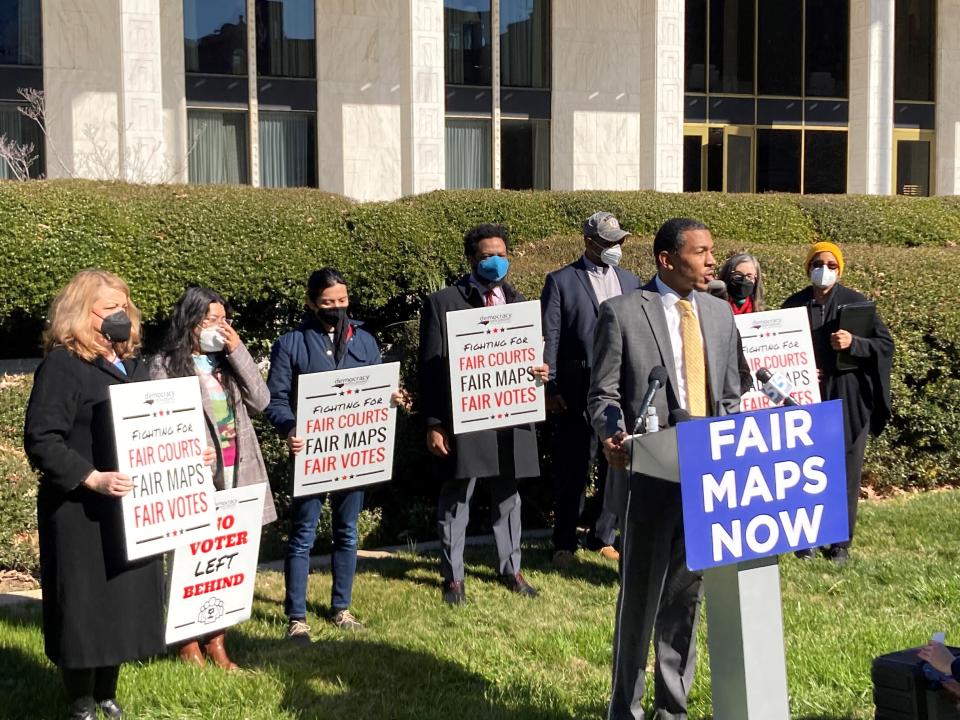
[[203, 632, 239, 671], [178, 640, 205, 667]]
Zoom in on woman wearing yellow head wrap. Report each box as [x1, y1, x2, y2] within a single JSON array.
[[782, 242, 894, 565]]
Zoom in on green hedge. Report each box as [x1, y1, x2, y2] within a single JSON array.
[[2, 180, 960, 574]]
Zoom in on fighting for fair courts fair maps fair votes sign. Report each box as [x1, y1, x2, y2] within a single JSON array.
[[447, 299, 545, 435], [293, 362, 400, 497], [165, 483, 266, 645], [110, 376, 217, 561], [678, 401, 848, 571]]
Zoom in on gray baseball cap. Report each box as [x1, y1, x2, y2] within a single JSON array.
[[583, 211, 630, 243]]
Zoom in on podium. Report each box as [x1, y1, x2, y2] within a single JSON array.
[[627, 427, 791, 720]]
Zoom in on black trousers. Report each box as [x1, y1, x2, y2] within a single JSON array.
[[61, 665, 120, 702], [834, 424, 870, 550], [551, 409, 617, 553]]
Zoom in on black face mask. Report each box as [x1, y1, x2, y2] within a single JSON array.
[[316, 306, 347, 329], [726, 277, 755, 302], [95, 310, 132, 343]]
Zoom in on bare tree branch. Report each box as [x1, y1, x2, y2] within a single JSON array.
[[0, 134, 38, 181]]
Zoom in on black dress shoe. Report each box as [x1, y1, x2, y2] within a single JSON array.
[[498, 572, 538, 598], [66, 697, 97, 720], [98, 699, 124, 719], [825, 547, 849, 565], [794, 548, 815, 560], [442, 579, 466, 605]]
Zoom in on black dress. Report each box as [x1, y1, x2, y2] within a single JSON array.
[[24, 347, 166, 669], [782, 283, 894, 545]]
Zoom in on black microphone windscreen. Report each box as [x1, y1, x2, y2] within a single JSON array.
[[669, 409, 691, 426], [648, 365, 669, 386], [706, 279, 728, 299], [755, 367, 772, 384]]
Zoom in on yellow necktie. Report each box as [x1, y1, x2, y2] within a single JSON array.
[[677, 299, 707, 417]]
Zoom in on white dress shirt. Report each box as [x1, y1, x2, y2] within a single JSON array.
[[470, 275, 506, 306], [582, 255, 624, 305], [654, 275, 704, 411]]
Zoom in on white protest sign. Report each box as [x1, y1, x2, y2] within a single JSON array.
[[735, 307, 821, 411], [110, 376, 217, 560], [165, 483, 266, 645], [293, 362, 400, 497], [447, 299, 545, 435]]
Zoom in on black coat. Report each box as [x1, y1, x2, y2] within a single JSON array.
[[782, 283, 894, 439], [418, 276, 540, 480], [23, 347, 166, 669]]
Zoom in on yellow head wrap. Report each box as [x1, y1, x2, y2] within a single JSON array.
[[805, 241, 844, 276]]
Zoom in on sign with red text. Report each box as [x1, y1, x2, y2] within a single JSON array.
[[164, 483, 266, 644], [735, 308, 821, 411], [447, 299, 545, 435], [293, 362, 400, 497], [110, 376, 217, 561]]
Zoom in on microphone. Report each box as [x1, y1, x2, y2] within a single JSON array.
[[706, 279, 728, 300], [668, 409, 691, 426], [632, 366, 669, 433], [755, 367, 798, 407]]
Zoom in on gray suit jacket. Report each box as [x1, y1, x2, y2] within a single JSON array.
[[587, 277, 741, 515]]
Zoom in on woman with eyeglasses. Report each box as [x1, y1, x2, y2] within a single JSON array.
[[151, 286, 277, 669], [782, 242, 894, 564], [716, 252, 765, 314]]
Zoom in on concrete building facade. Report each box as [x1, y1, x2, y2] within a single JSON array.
[[0, 0, 954, 199]]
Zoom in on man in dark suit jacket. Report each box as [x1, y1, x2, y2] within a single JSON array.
[[419, 223, 549, 605], [542, 211, 642, 568], [588, 218, 741, 720]]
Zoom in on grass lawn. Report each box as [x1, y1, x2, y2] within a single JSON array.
[[1, 489, 958, 720]]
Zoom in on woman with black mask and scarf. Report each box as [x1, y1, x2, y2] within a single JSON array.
[[717, 252, 765, 315], [266, 268, 396, 641]]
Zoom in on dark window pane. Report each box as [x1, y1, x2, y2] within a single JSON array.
[[756, 129, 801, 192], [895, 0, 934, 101], [446, 118, 491, 188], [188, 110, 249, 185], [685, 0, 707, 92], [500, 0, 550, 89], [707, 127, 723, 191], [709, 0, 754, 94], [259, 111, 316, 187], [0, 0, 41, 66], [255, 0, 316, 78], [804, 131, 846, 193], [757, 0, 801, 96], [805, 0, 848, 97], [501, 119, 549, 189], [184, 0, 248, 75], [0, 103, 43, 178], [445, 0, 492, 86], [684, 135, 703, 192], [726, 134, 751, 192], [896, 140, 930, 195]]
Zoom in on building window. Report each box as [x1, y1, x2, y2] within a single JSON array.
[[895, 0, 934, 102], [709, 0, 753, 94], [0, 103, 42, 178], [756, 129, 801, 193], [259, 111, 316, 187], [188, 110, 249, 185], [805, 0, 848, 98], [0, 0, 41, 66], [255, 0, 316, 78], [757, 0, 801, 96], [804, 130, 846, 194], [184, 0, 248, 75], [444, 0, 551, 190]]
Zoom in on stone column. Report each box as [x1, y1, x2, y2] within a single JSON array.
[[246, 0, 260, 187], [936, 0, 960, 195], [401, 0, 445, 196], [847, 0, 895, 195]]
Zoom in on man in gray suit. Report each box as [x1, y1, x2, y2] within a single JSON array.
[[588, 218, 741, 720]]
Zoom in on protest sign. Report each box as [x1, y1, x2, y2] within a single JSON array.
[[446, 299, 545, 435], [110, 376, 217, 560], [678, 401, 848, 570], [734, 307, 821, 411], [165, 483, 266, 645], [293, 362, 400, 497]]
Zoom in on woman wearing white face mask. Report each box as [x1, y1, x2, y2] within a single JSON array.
[[151, 286, 277, 669], [782, 242, 894, 564]]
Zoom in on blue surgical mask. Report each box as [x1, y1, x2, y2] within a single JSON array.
[[476, 256, 510, 283]]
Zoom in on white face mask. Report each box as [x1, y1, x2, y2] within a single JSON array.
[[199, 327, 226, 353], [809, 265, 838, 289], [599, 244, 622, 267]]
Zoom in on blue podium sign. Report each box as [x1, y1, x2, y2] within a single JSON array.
[[677, 400, 848, 571]]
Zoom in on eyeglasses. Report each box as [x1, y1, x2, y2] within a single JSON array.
[[729, 271, 757, 283], [811, 261, 839, 270], [200, 316, 233, 328]]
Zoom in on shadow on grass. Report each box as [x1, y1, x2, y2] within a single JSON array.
[[0, 610, 62, 720], [245, 636, 571, 720]]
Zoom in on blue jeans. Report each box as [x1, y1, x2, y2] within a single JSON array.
[[284, 489, 364, 618]]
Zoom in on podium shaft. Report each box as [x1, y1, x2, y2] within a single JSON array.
[[703, 557, 790, 719]]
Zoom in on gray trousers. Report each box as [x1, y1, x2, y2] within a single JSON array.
[[609, 478, 703, 720], [437, 475, 522, 582]]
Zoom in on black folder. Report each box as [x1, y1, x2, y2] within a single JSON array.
[[836, 301, 875, 371]]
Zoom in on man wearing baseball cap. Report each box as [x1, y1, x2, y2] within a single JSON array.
[[541, 211, 642, 569]]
